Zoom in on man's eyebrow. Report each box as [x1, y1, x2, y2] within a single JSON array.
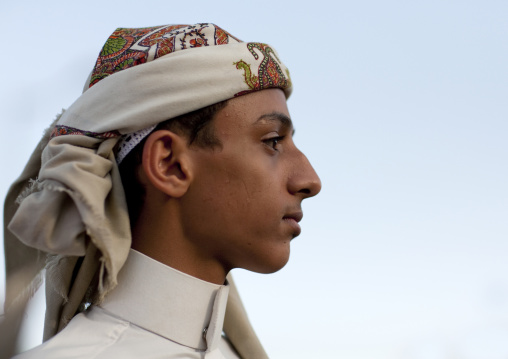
[[256, 112, 295, 134]]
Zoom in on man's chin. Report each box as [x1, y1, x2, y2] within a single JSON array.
[[243, 250, 291, 275]]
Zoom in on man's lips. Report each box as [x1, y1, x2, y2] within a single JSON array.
[[283, 211, 303, 223], [282, 211, 303, 237]]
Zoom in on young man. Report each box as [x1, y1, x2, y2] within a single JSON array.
[[3, 23, 320, 358]]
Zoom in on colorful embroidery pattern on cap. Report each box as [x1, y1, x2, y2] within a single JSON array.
[[233, 43, 292, 97], [90, 23, 241, 87], [50, 125, 121, 139]]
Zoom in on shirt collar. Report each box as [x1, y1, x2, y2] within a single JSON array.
[[99, 249, 230, 351]]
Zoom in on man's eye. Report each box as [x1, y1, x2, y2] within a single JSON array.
[[263, 136, 285, 151]]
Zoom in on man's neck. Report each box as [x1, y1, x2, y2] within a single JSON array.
[[131, 205, 228, 285]]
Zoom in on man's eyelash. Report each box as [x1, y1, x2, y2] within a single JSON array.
[[262, 136, 285, 150]]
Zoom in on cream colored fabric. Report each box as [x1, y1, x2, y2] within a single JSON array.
[[13, 249, 240, 359], [4, 23, 288, 359]]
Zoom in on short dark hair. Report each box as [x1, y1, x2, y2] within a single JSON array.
[[119, 100, 228, 226]]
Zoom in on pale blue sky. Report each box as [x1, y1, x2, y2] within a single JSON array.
[[1, 1, 508, 358]]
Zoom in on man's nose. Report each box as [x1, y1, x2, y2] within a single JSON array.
[[287, 150, 322, 199]]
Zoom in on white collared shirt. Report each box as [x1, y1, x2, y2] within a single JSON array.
[[14, 249, 241, 359]]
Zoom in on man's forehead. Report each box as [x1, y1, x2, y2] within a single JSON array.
[[214, 89, 291, 127]]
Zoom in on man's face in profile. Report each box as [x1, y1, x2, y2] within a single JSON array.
[[179, 88, 321, 274]]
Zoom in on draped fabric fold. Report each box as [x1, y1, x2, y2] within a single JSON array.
[[7, 132, 131, 339]]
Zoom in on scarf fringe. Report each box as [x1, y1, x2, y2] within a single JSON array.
[[45, 254, 74, 303], [15, 178, 42, 205]]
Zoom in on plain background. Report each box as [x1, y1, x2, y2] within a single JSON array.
[[1, 1, 507, 358]]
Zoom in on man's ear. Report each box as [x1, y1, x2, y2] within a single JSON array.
[[140, 130, 192, 198]]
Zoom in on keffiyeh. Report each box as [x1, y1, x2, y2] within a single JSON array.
[[4, 23, 292, 359]]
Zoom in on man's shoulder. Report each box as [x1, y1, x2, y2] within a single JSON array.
[[13, 306, 239, 359], [13, 308, 129, 359], [12, 307, 213, 359]]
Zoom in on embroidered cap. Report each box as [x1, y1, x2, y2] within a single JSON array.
[[88, 24, 242, 88]]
